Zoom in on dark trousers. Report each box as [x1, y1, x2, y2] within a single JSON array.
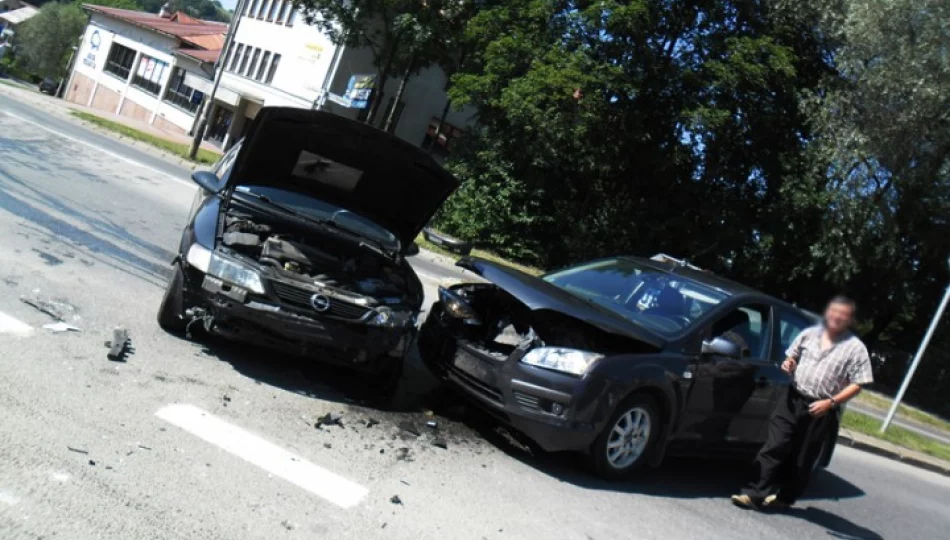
[[743, 385, 834, 504]]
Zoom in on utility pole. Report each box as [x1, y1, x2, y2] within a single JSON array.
[[188, 0, 246, 160], [881, 257, 950, 432]]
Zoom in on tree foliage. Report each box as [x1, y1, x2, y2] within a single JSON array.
[[14, 2, 88, 79]]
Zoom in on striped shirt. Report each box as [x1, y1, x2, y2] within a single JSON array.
[[785, 325, 874, 399]]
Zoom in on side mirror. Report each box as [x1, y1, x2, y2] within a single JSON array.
[[191, 170, 222, 193], [701, 336, 741, 359], [405, 242, 420, 256]]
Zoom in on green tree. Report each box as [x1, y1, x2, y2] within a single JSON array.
[[14, 2, 88, 79]]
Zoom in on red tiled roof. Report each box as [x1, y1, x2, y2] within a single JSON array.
[[175, 48, 221, 63], [83, 5, 225, 62]]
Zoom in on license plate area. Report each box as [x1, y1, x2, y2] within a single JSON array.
[[453, 347, 496, 386]]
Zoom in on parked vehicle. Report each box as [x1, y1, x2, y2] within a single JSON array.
[[423, 227, 472, 255], [157, 108, 458, 384], [38, 77, 59, 95], [419, 256, 835, 479]]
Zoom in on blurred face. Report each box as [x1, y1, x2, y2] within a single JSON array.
[[824, 301, 855, 334]]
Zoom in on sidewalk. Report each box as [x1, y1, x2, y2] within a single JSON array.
[[838, 428, 950, 477], [0, 78, 221, 167]]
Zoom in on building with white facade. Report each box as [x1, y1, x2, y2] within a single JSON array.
[[65, 3, 472, 154], [65, 5, 225, 136]]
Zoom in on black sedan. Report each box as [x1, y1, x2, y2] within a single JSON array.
[[157, 108, 458, 383], [419, 256, 834, 479], [38, 78, 59, 96]]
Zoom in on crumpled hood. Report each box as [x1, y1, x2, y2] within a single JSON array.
[[457, 258, 666, 349], [227, 108, 459, 250]]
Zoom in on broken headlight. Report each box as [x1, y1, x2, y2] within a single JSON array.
[[438, 287, 481, 324], [186, 244, 265, 295], [520, 347, 603, 376], [369, 306, 415, 328]]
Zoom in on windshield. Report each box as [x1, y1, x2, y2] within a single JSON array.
[[543, 258, 730, 335], [233, 185, 399, 251]]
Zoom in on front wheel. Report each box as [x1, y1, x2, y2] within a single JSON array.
[[590, 394, 660, 480], [157, 264, 187, 334]]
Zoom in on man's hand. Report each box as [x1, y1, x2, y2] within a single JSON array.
[[809, 399, 834, 418], [781, 358, 797, 375]]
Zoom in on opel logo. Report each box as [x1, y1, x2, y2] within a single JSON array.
[[310, 294, 331, 312]]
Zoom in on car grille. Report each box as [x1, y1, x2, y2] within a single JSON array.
[[512, 391, 542, 412], [270, 281, 373, 321], [448, 364, 505, 404]]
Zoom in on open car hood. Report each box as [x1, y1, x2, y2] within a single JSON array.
[[227, 108, 459, 250], [457, 258, 666, 349]]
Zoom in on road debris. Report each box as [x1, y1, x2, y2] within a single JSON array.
[[66, 446, 88, 455], [390, 495, 403, 505], [425, 420, 439, 429], [366, 418, 380, 428], [395, 447, 414, 462], [315, 412, 344, 429], [105, 327, 131, 361], [223, 395, 232, 407], [323, 443, 332, 449], [20, 296, 65, 321], [398, 422, 421, 437], [137, 444, 152, 451], [43, 322, 81, 333], [431, 438, 448, 450], [280, 520, 295, 531], [400, 480, 410, 486], [88, 460, 96, 466]]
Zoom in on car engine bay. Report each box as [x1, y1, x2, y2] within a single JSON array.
[[220, 213, 418, 310]]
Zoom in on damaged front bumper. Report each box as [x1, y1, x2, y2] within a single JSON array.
[[419, 303, 612, 452], [183, 268, 411, 373]]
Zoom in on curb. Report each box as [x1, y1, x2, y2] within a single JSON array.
[[836, 432, 950, 477]]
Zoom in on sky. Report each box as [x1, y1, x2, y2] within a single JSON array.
[[218, 0, 238, 11]]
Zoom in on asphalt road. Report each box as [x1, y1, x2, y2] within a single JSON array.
[[1, 92, 949, 540]]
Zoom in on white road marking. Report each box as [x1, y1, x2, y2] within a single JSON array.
[[0, 311, 32, 336], [0, 110, 197, 190], [155, 404, 367, 508]]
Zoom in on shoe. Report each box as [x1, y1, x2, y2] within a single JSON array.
[[731, 494, 757, 509], [762, 494, 790, 510]]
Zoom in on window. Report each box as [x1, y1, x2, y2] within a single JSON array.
[[131, 55, 168, 95], [246, 48, 261, 77], [422, 117, 464, 158], [104, 43, 136, 80], [286, 8, 297, 27], [228, 43, 244, 71], [245, 0, 259, 17], [710, 304, 772, 359], [238, 45, 251, 74], [267, 0, 280, 21], [256, 51, 271, 81], [265, 53, 280, 83], [257, 0, 269, 19], [773, 310, 813, 363], [277, 0, 290, 24], [163, 67, 204, 113]]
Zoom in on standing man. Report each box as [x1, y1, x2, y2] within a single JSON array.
[[732, 295, 873, 509]]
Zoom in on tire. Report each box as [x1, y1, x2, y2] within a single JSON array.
[[590, 394, 661, 480], [157, 264, 187, 334]]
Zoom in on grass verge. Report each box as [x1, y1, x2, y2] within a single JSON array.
[[841, 410, 950, 462], [415, 234, 545, 277], [70, 110, 220, 165], [853, 391, 950, 434]]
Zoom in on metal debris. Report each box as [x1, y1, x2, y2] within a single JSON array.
[[20, 296, 66, 321], [425, 420, 438, 429], [315, 412, 344, 429], [43, 322, 81, 333], [400, 480, 410, 486], [105, 327, 131, 362], [389, 495, 403, 505], [398, 422, 420, 437], [67, 446, 88, 455], [137, 444, 152, 451]]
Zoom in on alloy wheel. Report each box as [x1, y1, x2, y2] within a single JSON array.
[[605, 406, 652, 469]]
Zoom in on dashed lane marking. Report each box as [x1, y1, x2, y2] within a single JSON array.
[[0, 311, 32, 336], [155, 404, 368, 509]]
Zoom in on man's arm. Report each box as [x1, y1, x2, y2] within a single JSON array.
[[809, 383, 863, 417], [781, 329, 809, 374]]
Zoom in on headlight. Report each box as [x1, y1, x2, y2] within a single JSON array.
[[520, 347, 603, 376], [369, 306, 415, 328], [438, 287, 481, 324], [186, 244, 212, 272], [207, 252, 265, 294]]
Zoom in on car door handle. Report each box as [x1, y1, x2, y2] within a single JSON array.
[[755, 377, 771, 388]]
